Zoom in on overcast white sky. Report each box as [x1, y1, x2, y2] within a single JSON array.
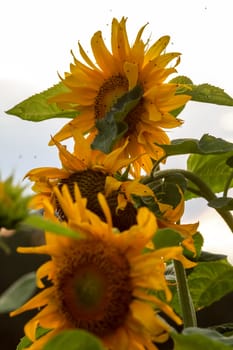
[[0, 0, 233, 260]]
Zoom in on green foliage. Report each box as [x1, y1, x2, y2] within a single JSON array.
[[187, 151, 233, 199], [0, 272, 36, 313], [24, 215, 83, 239], [157, 134, 233, 157], [5, 83, 77, 122], [171, 75, 233, 106], [43, 329, 105, 350], [171, 258, 233, 315], [171, 327, 233, 349], [91, 85, 143, 153]]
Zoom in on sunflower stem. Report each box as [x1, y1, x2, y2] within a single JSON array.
[[152, 168, 233, 232], [173, 259, 197, 328]]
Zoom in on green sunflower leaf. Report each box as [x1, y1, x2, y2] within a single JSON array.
[[0, 271, 36, 313], [5, 82, 77, 122], [186, 151, 233, 199], [23, 215, 83, 239], [156, 134, 233, 157], [171, 76, 233, 106], [91, 85, 143, 153], [171, 327, 233, 350], [171, 258, 233, 315], [43, 329, 105, 350], [188, 83, 233, 106]]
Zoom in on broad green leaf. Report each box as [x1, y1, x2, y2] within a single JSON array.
[[171, 76, 233, 106], [172, 258, 233, 315], [91, 85, 143, 153], [208, 197, 233, 210], [0, 272, 36, 313], [156, 134, 233, 157], [43, 329, 104, 350], [188, 259, 233, 309], [24, 215, 83, 239], [186, 151, 233, 199], [188, 83, 233, 106], [6, 82, 78, 121], [172, 327, 233, 350]]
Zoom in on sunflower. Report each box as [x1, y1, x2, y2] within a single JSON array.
[[49, 17, 191, 176], [26, 131, 154, 231], [11, 184, 195, 350], [156, 194, 199, 254]]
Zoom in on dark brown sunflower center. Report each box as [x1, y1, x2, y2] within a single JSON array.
[[55, 169, 137, 231], [94, 75, 129, 120], [94, 74, 146, 137], [124, 99, 146, 136], [54, 238, 132, 337]]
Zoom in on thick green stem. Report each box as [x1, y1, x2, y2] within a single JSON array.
[[174, 260, 197, 328], [152, 168, 233, 232], [223, 171, 233, 197]]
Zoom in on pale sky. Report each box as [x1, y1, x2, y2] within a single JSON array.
[[0, 0, 233, 260]]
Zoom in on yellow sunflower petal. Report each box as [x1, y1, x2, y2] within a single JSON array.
[[10, 287, 54, 317]]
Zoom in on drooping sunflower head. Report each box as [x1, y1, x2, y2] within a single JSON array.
[[49, 17, 191, 175], [26, 131, 154, 231], [11, 184, 195, 350]]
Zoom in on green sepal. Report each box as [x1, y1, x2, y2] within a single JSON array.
[[43, 329, 105, 350], [6, 82, 78, 122], [17, 327, 51, 350], [91, 85, 143, 154]]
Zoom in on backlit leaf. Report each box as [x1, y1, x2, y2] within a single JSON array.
[[6, 82, 77, 122]]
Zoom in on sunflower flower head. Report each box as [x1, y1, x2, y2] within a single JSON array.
[[49, 17, 191, 176], [11, 184, 194, 350], [0, 176, 31, 231], [26, 131, 154, 231]]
